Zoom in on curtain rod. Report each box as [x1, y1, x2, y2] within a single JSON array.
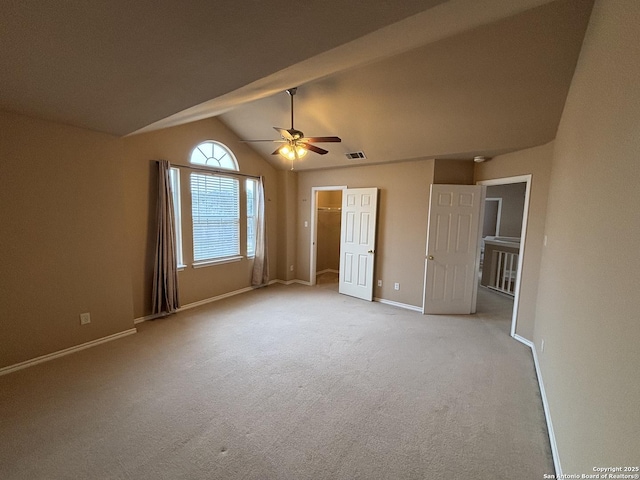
[[169, 162, 261, 180]]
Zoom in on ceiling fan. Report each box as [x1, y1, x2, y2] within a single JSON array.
[[241, 87, 341, 169]]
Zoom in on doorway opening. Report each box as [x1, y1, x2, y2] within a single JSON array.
[[483, 198, 503, 237], [476, 175, 532, 338], [310, 186, 346, 289]]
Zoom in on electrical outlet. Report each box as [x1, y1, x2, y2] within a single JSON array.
[[377, 280, 382, 287], [394, 283, 400, 291], [80, 312, 91, 325], [541, 339, 545, 352]]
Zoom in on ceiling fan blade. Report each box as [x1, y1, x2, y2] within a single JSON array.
[[239, 139, 285, 143], [304, 136, 342, 143], [274, 127, 294, 140], [301, 143, 328, 155]]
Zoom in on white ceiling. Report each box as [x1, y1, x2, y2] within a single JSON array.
[[0, 0, 593, 170]]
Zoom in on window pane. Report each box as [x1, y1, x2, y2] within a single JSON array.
[[168, 167, 183, 266], [213, 144, 225, 166], [191, 173, 240, 261], [246, 179, 257, 257], [189, 141, 238, 171], [191, 147, 208, 165], [200, 142, 213, 159]]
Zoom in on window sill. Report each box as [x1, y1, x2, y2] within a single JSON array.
[[192, 256, 243, 269], [177, 264, 187, 272]]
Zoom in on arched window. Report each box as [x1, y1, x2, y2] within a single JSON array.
[[190, 141, 238, 170], [188, 141, 247, 264]]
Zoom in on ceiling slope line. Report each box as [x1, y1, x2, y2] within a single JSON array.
[[129, 0, 559, 136]]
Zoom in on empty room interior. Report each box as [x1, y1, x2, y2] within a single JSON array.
[[1, 0, 638, 478]]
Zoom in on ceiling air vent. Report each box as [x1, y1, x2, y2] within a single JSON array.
[[345, 151, 366, 160]]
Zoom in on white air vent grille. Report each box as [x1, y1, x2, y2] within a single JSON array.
[[345, 151, 366, 160]]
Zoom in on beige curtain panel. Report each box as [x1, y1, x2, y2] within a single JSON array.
[[251, 176, 269, 287], [152, 159, 180, 314]]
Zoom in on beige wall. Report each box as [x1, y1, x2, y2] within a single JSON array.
[[121, 117, 279, 317], [317, 190, 342, 208], [0, 112, 134, 367], [532, 0, 640, 472], [433, 159, 474, 185], [475, 142, 554, 341], [276, 170, 298, 282], [316, 191, 341, 272], [0, 113, 279, 368], [297, 159, 434, 307], [486, 182, 527, 237], [316, 211, 341, 272]]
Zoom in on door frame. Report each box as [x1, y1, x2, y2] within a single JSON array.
[[309, 185, 347, 286], [476, 175, 532, 338]]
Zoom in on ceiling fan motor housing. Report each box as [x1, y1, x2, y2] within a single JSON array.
[[288, 129, 304, 140]]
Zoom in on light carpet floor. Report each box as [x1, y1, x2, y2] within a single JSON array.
[[0, 284, 553, 479]]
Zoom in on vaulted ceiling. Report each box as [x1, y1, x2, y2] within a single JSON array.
[[0, 0, 593, 170]]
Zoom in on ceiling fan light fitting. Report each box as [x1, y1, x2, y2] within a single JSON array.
[[279, 144, 307, 161], [296, 145, 307, 158]]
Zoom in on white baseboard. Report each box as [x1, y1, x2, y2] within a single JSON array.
[[8, 281, 293, 374], [0, 328, 137, 377], [513, 333, 562, 477], [316, 269, 339, 275], [137, 281, 311, 323], [373, 297, 422, 312], [271, 279, 312, 286], [512, 333, 534, 348], [178, 286, 255, 312], [133, 313, 163, 324]]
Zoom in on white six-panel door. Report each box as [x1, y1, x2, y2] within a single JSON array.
[[339, 188, 378, 301], [423, 184, 484, 314]]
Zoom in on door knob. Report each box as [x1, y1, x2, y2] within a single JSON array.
[[368, 249, 375, 254], [428, 255, 434, 260]]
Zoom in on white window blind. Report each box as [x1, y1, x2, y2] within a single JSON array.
[[190, 173, 240, 262], [246, 179, 257, 258]]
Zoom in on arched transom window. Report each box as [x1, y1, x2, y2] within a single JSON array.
[[190, 141, 238, 170]]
